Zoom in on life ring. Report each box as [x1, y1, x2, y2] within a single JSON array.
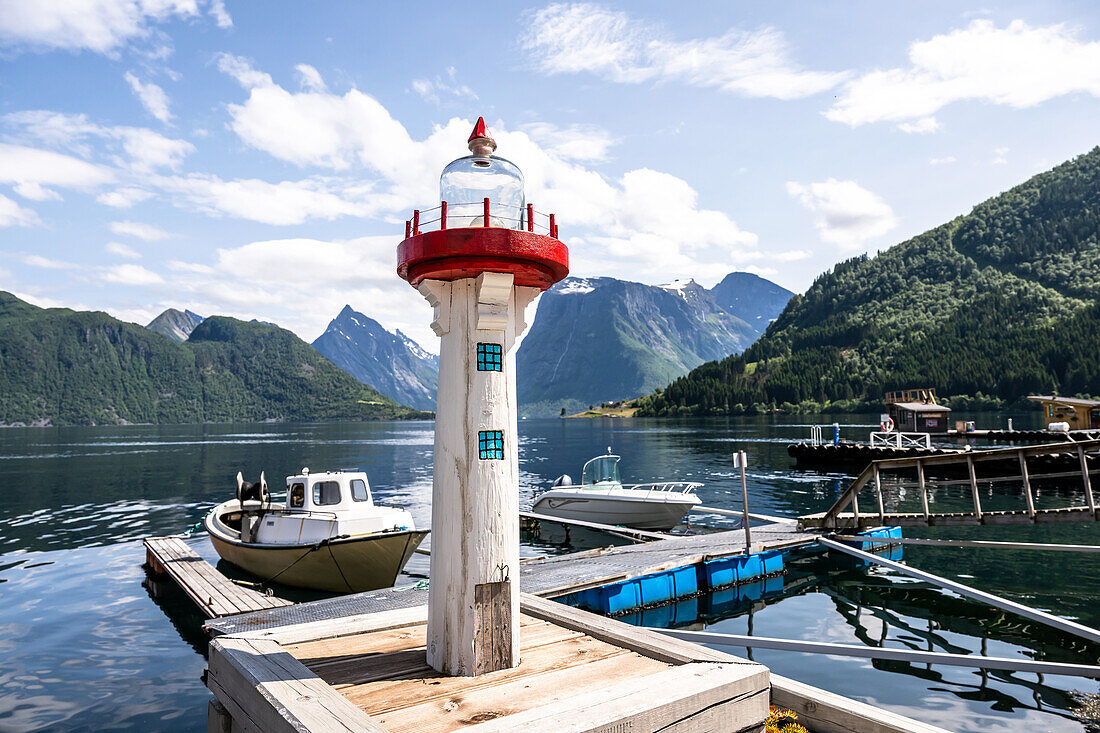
[[880, 417, 895, 432]]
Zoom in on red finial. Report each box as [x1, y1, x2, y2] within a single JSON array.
[[467, 117, 497, 155], [468, 116, 493, 144]]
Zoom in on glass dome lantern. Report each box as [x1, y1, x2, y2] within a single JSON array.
[[439, 117, 525, 229]]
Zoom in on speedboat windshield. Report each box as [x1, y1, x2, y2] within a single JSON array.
[[581, 455, 621, 485]]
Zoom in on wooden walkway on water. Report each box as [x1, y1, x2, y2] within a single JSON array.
[[144, 536, 292, 618], [801, 438, 1100, 529]]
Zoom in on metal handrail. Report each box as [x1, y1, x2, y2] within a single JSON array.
[[622, 481, 703, 495], [405, 198, 559, 238], [869, 431, 932, 449]]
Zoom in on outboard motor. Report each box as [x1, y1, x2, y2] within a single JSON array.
[[236, 471, 270, 505], [551, 474, 573, 488]]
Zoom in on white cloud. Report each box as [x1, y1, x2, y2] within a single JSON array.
[[102, 263, 164, 286], [0, 0, 229, 55], [786, 179, 898, 251], [156, 174, 376, 225], [0, 194, 40, 227], [929, 156, 957, 165], [3, 111, 194, 173], [124, 72, 173, 123], [520, 122, 615, 162], [20, 254, 76, 269], [410, 67, 477, 105], [828, 20, 1100, 131], [992, 146, 1009, 164], [208, 0, 232, 29], [106, 241, 142, 258], [110, 220, 169, 241], [0, 142, 115, 191], [211, 58, 761, 277], [521, 3, 846, 100], [295, 64, 327, 93], [14, 182, 63, 201], [97, 187, 154, 208], [896, 117, 940, 134]]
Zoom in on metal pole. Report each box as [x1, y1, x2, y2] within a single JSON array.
[[1078, 445, 1096, 516], [739, 451, 752, 551], [967, 455, 982, 521], [917, 460, 930, 523], [874, 464, 885, 522], [526, 203, 534, 232], [657, 629, 1100, 678], [692, 505, 796, 524], [412, 209, 419, 235], [819, 537, 1100, 644], [1019, 452, 1036, 520], [440, 200, 447, 230], [833, 536, 1100, 552], [482, 197, 490, 227]]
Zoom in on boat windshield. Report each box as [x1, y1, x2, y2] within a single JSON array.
[[581, 455, 621, 486]]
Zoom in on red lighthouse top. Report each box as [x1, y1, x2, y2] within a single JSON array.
[[396, 118, 568, 291]]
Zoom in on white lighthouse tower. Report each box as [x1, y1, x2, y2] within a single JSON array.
[[397, 118, 569, 676]]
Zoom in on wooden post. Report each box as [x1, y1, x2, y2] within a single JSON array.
[[873, 464, 885, 523], [1078, 445, 1096, 517], [417, 273, 539, 676], [738, 451, 751, 551], [917, 460, 930, 523], [967, 455, 982, 522], [1019, 452, 1036, 521]]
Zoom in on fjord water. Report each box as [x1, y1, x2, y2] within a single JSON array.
[[1, 416, 1098, 732]]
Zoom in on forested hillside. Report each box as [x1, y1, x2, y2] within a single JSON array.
[[0, 293, 425, 426], [637, 147, 1100, 416]]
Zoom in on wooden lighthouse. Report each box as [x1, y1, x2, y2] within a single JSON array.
[[397, 118, 569, 676]]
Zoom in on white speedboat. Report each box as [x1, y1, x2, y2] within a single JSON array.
[[530, 451, 701, 530], [205, 468, 427, 593]]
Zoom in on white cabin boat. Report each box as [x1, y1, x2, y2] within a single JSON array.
[[205, 468, 427, 593], [530, 452, 700, 530]]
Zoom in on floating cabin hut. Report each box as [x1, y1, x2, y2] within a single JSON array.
[[1028, 395, 1100, 430], [885, 388, 951, 433]]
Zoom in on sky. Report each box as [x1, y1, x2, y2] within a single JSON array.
[[2, 1, 1100, 349]]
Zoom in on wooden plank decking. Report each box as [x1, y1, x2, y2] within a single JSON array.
[[144, 536, 292, 618], [207, 592, 771, 733], [204, 523, 815, 637]]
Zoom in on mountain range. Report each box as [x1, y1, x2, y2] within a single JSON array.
[[638, 146, 1100, 416], [0, 292, 425, 426], [516, 276, 776, 415], [312, 305, 438, 411]]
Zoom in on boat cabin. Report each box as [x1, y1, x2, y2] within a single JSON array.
[[249, 469, 413, 545], [1028, 395, 1100, 430], [890, 402, 951, 433], [581, 454, 621, 486]]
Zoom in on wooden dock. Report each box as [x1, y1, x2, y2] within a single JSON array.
[[206, 593, 771, 733], [145, 525, 954, 732], [143, 536, 292, 618], [203, 523, 815, 637], [803, 439, 1100, 529]]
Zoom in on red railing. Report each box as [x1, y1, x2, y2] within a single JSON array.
[[404, 198, 559, 239]]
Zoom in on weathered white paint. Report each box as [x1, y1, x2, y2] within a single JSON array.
[[420, 272, 539, 675]]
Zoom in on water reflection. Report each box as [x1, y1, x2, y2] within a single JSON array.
[[0, 415, 1096, 732]]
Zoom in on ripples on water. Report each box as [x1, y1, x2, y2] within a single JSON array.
[[0, 415, 1098, 732]]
